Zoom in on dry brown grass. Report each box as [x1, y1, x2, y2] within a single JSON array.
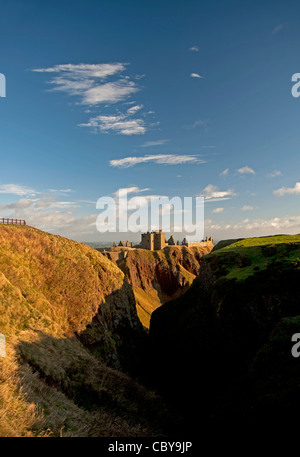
[[0, 225, 123, 336], [0, 225, 166, 437]]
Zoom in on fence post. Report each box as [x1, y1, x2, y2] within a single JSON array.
[[0, 218, 26, 226]]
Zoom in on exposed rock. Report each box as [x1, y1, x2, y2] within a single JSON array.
[[117, 245, 213, 327]]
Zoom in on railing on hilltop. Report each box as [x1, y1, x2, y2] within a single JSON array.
[[0, 218, 26, 226]]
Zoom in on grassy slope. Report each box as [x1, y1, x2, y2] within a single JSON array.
[[222, 234, 300, 248], [208, 234, 300, 280], [0, 225, 169, 437]]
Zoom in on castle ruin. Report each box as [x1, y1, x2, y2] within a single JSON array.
[[139, 229, 166, 250], [136, 230, 213, 251]]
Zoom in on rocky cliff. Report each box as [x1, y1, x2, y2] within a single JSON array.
[[149, 235, 300, 432], [117, 245, 213, 327]]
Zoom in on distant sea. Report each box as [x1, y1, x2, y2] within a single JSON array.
[[83, 241, 115, 249]]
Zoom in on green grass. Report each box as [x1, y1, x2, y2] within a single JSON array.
[[208, 235, 300, 281], [221, 234, 300, 249]]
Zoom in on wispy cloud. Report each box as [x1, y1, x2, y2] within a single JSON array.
[[82, 81, 138, 105], [32, 63, 137, 105], [212, 207, 224, 213], [199, 184, 237, 202], [33, 62, 151, 135], [184, 119, 206, 130], [0, 193, 81, 228], [220, 168, 229, 176], [237, 166, 256, 175], [127, 104, 143, 115], [80, 114, 146, 135], [32, 63, 126, 77], [0, 184, 37, 196], [272, 23, 287, 35], [206, 215, 300, 235], [48, 188, 74, 193], [112, 186, 150, 198], [189, 46, 199, 52], [190, 73, 204, 79], [110, 154, 205, 168], [241, 205, 254, 211], [267, 170, 282, 178], [140, 139, 169, 147], [273, 182, 300, 196]]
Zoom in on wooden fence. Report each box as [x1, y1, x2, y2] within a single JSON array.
[[0, 218, 26, 225]]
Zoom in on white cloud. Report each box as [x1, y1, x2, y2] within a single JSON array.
[[189, 46, 199, 52], [140, 139, 169, 147], [113, 187, 150, 198], [212, 207, 224, 213], [33, 63, 139, 105], [190, 73, 204, 79], [80, 114, 146, 135], [220, 168, 229, 176], [237, 166, 256, 175], [82, 80, 138, 105], [33, 62, 150, 134], [184, 119, 206, 130], [199, 184, 237, 202], [32, 63, 126, 77], [0, 194, 84, 233], [273, 182, 300, 196], [205, 214, 300, 239], [207, 215, 300, 234], [127, 104, 143, 115], [109, 154, 205, 168], [267, 170, 282, 178], [48, 188, 74, 193], [0, 184, 37, 196], [241, 205, 254, 211]]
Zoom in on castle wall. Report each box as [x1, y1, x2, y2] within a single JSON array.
[[154, 230, 165, 250], [183, 240, 214, 248], [141, 232, 154, 250]]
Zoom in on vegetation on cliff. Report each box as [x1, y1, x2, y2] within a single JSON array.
[[0, 225, 172, 437], [149, 234, 300, 431]]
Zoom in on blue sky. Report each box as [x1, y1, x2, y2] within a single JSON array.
[[0, 0, 300, 241]]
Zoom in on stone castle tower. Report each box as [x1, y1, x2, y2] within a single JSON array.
[[140, 229, 165, 250]]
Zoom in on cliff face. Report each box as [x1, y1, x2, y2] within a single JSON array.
[[117, 245, 213, 327], [149, 236, 300, 431], [0, 225, 170, 437]]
